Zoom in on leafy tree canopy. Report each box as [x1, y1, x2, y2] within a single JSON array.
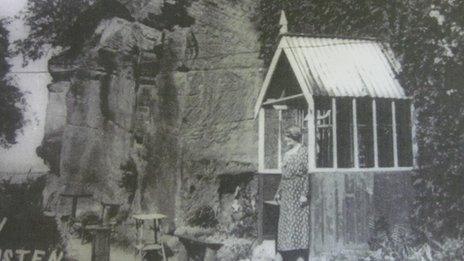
[[0, 18, 25, 149], [14, 0, 133, 62], [15, 0, 195, 62]]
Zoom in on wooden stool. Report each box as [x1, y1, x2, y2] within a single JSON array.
[[85, 225, 112, 261], [133, 213, 167, 261]]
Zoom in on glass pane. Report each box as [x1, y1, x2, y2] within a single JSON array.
[[377, 99, 394, 167], [337, 98, 354, 168], [357, 98, 374, 168], [316, 98, 333, 167], [396, 100, 413, 166], [264, 108, 280, 169]]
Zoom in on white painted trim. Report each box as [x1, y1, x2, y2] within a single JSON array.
[[254, 41, 285, 118], [258, 169, 282, 175], [262, 93, 305, 106], [411, 102, 418, 168], [307, 96, 316, 170], [392, 101, 399, 167], [308, 167, 414, 173], [373, 99, 379, 167], [353, 98, 359, 168], [258, 108, 265, 172], [332, 98, 338, 168], [257, 167, 415, 175]]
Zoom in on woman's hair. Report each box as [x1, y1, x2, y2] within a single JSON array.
[[284, 126, 302, 142]]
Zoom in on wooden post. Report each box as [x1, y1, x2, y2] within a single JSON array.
[[307, 96, 316, 170], [372, 99, 379, 168], [392, 101, 399, 167], [278, 109, 283, 170], [85, 225, 111, 261], [258, 109, 265, 172], [332, 98, 337, 168], [411, 101, 418, 168], [257, 174, 264, 244], [71, 197, 78, 219], [353, 99, 359, 168]]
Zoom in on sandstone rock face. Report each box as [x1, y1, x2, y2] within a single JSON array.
[[40, 0, 263, 256]]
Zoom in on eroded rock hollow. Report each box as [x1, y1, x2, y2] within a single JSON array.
[[38, 0, 262, 258]]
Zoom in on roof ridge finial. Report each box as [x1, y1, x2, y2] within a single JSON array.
[[279, 10, 288, 35]]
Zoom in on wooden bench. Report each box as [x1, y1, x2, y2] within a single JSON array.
[[176, 234, 223, 261]]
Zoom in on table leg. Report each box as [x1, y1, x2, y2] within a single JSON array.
[[71, 197, 78, 219]]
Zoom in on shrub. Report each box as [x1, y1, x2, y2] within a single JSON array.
[[0, 176, 63, 250], [187, 205, 218, 228]]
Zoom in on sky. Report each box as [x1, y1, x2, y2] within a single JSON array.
[[0, 0, 50, 173]]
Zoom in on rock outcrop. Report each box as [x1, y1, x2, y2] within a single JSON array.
[[38, 0, 263, 257]]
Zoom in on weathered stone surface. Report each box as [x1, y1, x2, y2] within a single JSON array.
[[45, 81, 70, 136], [40, 0, 263, 258], [94, 18, 163, 52]]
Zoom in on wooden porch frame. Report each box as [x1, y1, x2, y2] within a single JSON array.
[[258, 97, 415, 174]]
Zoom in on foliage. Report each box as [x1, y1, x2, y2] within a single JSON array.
[[16, 0, 196, 62], [0, 176, 62, 250], [0, 19, 25, 148], [358, 238, 464, 260], [142, 0, 195, 31], [258, 0, 464, 241], [187, 205, 218, 228], [434, 238, 464, 260], [15, 0, 133, 62]]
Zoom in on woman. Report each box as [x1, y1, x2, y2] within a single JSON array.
[[275, 126, 310, 261]]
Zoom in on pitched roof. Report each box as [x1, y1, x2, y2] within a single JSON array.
[[255, 35, 408, 115]]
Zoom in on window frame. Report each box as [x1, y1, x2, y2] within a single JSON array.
[[313, 97, 416, 171], [258, 96, 417, 174]]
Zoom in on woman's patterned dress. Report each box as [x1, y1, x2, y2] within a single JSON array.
[[277, 145, 310, 251]]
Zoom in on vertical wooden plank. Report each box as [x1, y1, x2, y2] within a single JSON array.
[[336, 174, 345, 246], [344, 174, 356, 244], [321, 178, 325, 246], [258, 109, 265, 172], [324, 174, 336, 252], [353, 99, 359, 168], [355, 174, 367, 243], [392, 101, 399, 167], [257, 174, 264, 243], [307, 96, 316, 170], [411, 102, 418, 168], [372, 100, 379, 168], [310, 173, 324, 256], [332, 98, 338, 168], [365, 172, 375, 242]]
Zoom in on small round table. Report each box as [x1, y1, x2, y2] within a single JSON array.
[[132, 213, 167, 261]]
